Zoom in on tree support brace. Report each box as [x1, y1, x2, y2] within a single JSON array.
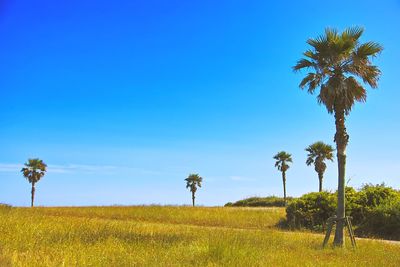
[[322, 216, 356, 248]]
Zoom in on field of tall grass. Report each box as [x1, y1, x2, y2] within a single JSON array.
[[0, 205, 399, 266]]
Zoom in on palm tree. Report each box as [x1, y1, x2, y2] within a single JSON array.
[[305, 141, 334, 192], [273, 151, 292, 204], [185, 173, 203, 207], [293, 27, 382, 246], [21, 158, 47, 207]]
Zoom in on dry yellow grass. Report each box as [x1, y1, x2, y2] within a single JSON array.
[[0, 206, 399, 266]]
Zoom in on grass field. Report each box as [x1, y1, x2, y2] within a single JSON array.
[[0, 205, 399, 266]]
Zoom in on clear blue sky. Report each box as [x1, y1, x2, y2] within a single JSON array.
[[1, 0, 399, 206]]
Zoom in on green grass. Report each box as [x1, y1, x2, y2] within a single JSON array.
[[0, 206, 399, 266]]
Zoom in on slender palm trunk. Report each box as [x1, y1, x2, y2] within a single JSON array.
[[318, 172, 323, 192], [31, 182, 35, 207], [333, 108, 348, 247], [192, 191, 195, 207], [282, 171, 287, 205]]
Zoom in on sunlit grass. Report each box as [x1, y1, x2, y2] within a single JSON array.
[[0, 206, 399, 266]]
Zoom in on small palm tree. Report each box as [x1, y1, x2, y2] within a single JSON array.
[[294, 27, 382, 246], [185, 173, 203, 207], [21, 158, 47, 207], [305, 142, 334, 192], [273, 151, 292, 204]]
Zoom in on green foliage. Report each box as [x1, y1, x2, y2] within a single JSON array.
[[225, 196, 291, 207], [285, 184, 400, 240], [350, 183, 400, 226], [286, 192, 336, 231], [273, 151, 292, 172], [21, 158, 47, 184], [305, 141, 334, 167], [358, 183, 400, 207], [185, 173, 202, 193], [293, 26, 383, 115], [356, 201, 400, 240]]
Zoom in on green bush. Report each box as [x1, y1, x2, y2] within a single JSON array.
[[351, 183, 400, 224], [225, 196, 291, 207], [355, 201, 400, 240], [286, 192, 335, 230], [285, 184, 400, 240]]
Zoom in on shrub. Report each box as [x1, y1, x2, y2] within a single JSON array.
[[351, 183, 400, 224], [225, 196, 291, 207], [355, 201, 400, 240], [286, 192, 335, 231]]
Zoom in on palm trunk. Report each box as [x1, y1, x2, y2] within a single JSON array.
[[318, 172, 323, 192], [282, 171, 287, 205], [192, 191, 195, 207], [333, 108, 349, 247], [31, 182, 35, 207]]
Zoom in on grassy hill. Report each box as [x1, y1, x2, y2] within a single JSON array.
[[0, 206, 399, 266], [224, 196, 291, 207]]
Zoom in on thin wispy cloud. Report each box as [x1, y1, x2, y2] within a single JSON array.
[[0, 163, 118, 174], [0, 163, 174, 176], [230, 176, 256, 182], [0, 163, 23, 172], [49, 164, 118, 174]]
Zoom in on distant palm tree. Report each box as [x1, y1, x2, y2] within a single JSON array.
[[293, 27, 382, 246], [21, 158, 47, 207], [273, 151, 292, 204], [305, 142, 334, 192], [185, 173, 203, 207]]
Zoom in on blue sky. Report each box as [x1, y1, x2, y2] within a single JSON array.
[[1, 0, 399, 206]]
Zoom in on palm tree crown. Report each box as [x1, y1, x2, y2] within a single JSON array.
[[185, 174, 202, 192], [306, 141, 334, 167], [21, 158, 47, 184], [293, 27, 382, 115], [273, 151, 292, 172]]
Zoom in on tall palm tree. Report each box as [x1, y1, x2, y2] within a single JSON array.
[[305, 141, 334, 192], [21, 158, 47, 207], [273, 151, 292, 204], [185, 173, 203, 207], [293, 27, 382, 246]]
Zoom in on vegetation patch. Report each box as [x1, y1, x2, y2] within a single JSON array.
[[285, 184, 400, 240], [225, 196, 292, 207]]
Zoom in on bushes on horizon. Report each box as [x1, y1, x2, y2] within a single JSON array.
[[224, 196, 291, 207], [285, 184, 400, 240]]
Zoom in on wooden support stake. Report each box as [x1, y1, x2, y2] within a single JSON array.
[[322, 216, 356, 249]]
